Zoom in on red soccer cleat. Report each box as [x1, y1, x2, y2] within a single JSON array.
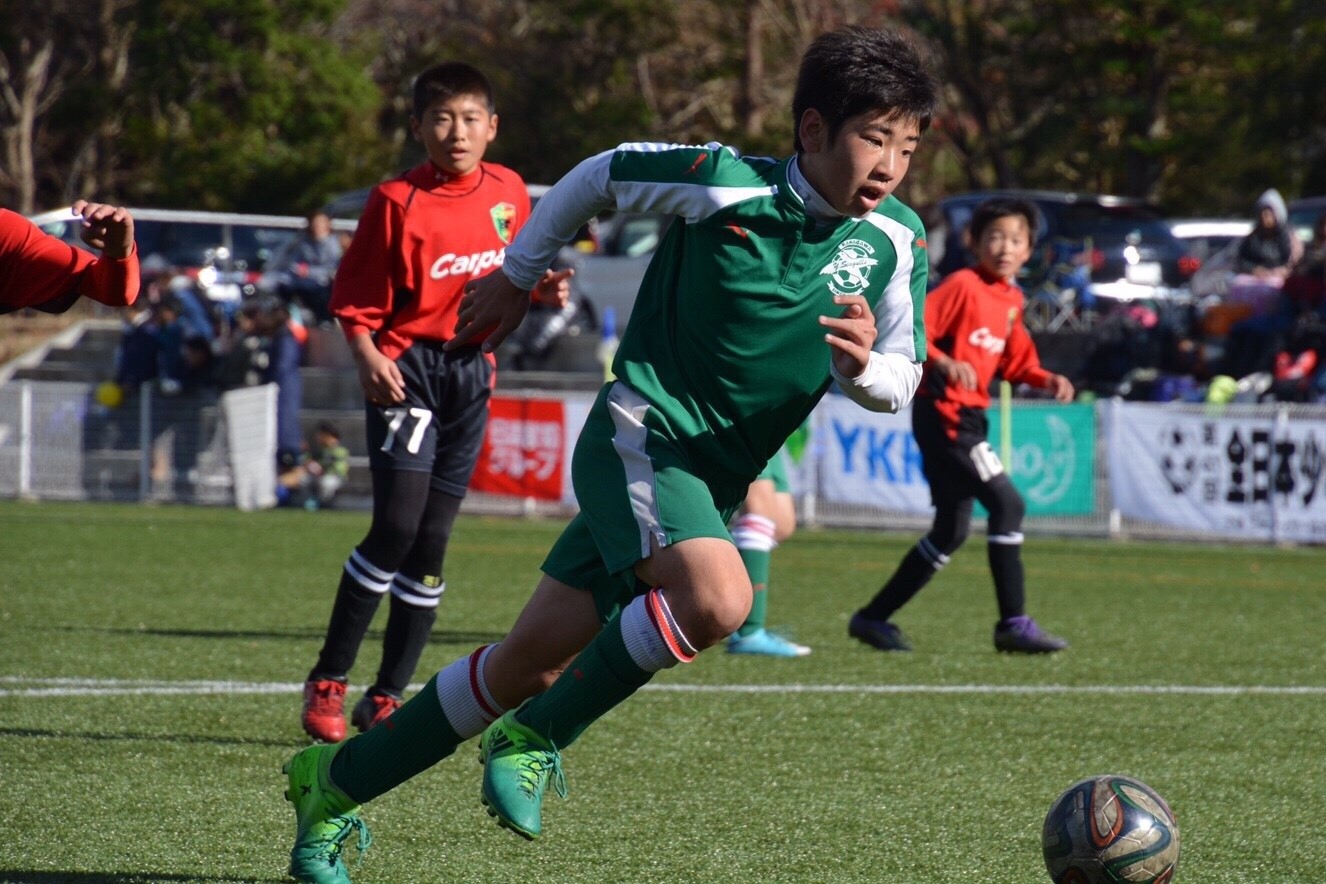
[[301, 678, 348, 743], [351, 692, 402, 733]]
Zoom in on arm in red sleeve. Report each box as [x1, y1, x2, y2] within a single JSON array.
[[330, 188, 402, 343], [0, 209, 137, 312], [75, 245, 139, 308], [999, 318, 1053, 388]]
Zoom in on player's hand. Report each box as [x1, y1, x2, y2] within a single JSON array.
[[532, 267, 574, 308], [72, 200, 134, 259], [821, 294, 877, 379], [353, 346, 406, 406], [449, 270, 531, 353], [940, 358, 979, 391], [1048, 373, 1076, 403]]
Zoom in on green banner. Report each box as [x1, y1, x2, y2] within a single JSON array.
[[984, 403, 1096, 516]]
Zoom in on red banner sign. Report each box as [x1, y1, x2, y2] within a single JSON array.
[[471, 397, 566, 500]]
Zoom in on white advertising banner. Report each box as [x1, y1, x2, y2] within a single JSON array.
[[813, 395, 933, 513], [1106, 401, 1326, 542]]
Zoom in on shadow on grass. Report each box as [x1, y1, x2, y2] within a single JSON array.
[[42, 626, 506, 645], [0, 727, 300, 749], [0, 872, 284, 883]]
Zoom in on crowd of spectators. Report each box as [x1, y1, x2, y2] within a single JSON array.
[[97, 210, 346, 503], [1037, 189, 1326, 407]]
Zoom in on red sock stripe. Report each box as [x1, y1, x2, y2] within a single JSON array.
[[467, 646, 501, 722], [644, 588, 696, 663]]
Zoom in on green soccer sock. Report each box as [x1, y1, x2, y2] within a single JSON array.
[[736, 546, 771, 637], [330, 673, 463, 804], [515, 614, 652, 748]]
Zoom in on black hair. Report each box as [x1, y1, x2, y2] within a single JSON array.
[[969, 198, 1040, 242], [792, 26, 938, 152], [412, 62, 495, 120], [315, 420, 340, 439]]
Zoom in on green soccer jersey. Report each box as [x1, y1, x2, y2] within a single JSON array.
[[507, 142, 928, 485]]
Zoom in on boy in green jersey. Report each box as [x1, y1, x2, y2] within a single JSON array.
[[282, 26, 937, 880]]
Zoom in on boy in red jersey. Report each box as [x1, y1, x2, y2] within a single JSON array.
[[300, 62, 571, 743], [849, 197, 1073, 653], [0, 201, 139, 315]]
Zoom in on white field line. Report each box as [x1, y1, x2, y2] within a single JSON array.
[[1, 676, 1325, 698]]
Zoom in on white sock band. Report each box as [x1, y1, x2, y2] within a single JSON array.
[[435, 644, 503, 739], [620, 588, 697, 671], [988, 532, 1025, 546], [391, 575, 445, 608], [731, 513, 778, 553], [345, 548, 394, 595], [917, 537, 951, 569]]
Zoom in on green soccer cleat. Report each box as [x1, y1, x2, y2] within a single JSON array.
[[478, 708, 567, 840], [283, 742, 371, 884]]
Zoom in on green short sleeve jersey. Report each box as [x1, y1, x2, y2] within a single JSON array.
[[603, 142, 927, 485]]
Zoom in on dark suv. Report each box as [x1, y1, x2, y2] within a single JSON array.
[[933, 190, 1196, 289]]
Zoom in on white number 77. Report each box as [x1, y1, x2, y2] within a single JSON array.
[[381, 407, 433, 455]]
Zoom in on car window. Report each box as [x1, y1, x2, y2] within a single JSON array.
[[1058, 206, 1170, 240], [232, 226, 299, 269]]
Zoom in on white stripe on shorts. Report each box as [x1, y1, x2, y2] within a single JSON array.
[[606, 382, 667, 560]]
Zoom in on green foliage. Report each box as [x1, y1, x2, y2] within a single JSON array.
[[104, 0, 391, 212], [4, 1, 1324, 214], [3, 501, 1326, 881]]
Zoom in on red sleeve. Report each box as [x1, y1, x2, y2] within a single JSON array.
[[922, 271, 968, 361], [999, 316, 1052, 388], [330, 187, 401, 342], [0, 210, 139, 311]]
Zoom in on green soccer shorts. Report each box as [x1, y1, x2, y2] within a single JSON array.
[[541, 382, 748, 622]]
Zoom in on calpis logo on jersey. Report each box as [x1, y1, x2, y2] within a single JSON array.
[[820, 239, 878, 297], [969, 327, 1007, 354], [491, 202, 516, 244]]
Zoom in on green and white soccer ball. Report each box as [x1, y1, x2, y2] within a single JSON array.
[[1042, 774, 1180, 883]]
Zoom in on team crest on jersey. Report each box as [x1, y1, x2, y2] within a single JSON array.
[[490, 203, 516, 244], [820, 239, 879, 296]]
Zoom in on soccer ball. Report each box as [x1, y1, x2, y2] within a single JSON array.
[[1042, 774, 1180, 883]]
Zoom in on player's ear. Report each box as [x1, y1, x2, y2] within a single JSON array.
[[798, 109, 825, 153]]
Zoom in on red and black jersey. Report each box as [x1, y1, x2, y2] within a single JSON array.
[[331, 160, 531, 361], [0, 209, 139, 314], [918, 266, 1053, 439]]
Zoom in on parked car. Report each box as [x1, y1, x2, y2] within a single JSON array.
[[28, 206, 355, 280], [933, 190, 1198, 294], [1289, 195, 1326, 243], [1165, 218, 1252, 264]]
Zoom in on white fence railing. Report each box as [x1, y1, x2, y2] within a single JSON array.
[[5, 377, 1326, 544]]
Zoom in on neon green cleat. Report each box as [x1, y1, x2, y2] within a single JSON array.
[[283, 743, 370, 884], [478, 709, 567, 840]]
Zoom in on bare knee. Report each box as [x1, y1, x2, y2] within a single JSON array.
[[635, 537, 752, 649]]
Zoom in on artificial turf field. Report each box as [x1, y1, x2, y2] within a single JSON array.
[[1, 500, 1323, 883]]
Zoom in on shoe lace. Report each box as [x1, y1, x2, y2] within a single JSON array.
[[317, 814, 372, 866], [309, 681, 345, 714], [516, 746, 567, 801]]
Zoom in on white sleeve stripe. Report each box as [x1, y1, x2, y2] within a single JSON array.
[[858, 213, 921, 362], [502, 150, 617, 290], [610, 180, 777, 223]]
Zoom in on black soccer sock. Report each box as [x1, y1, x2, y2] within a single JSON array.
[[310, 570, 385, 681], [988, 541, 1026, 621], [859, 544, 942, 621], [373, 593, 438, 698]]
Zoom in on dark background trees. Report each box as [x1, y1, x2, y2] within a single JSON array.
[[2, 0, 1322, 217]]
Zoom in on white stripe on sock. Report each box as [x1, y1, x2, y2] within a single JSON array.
[[435, 644, 503, 739], [345, 549, 394, 594], [917, 537, 950, 568], [732, 513, 778, 552], [390, 575, 444, 608]]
